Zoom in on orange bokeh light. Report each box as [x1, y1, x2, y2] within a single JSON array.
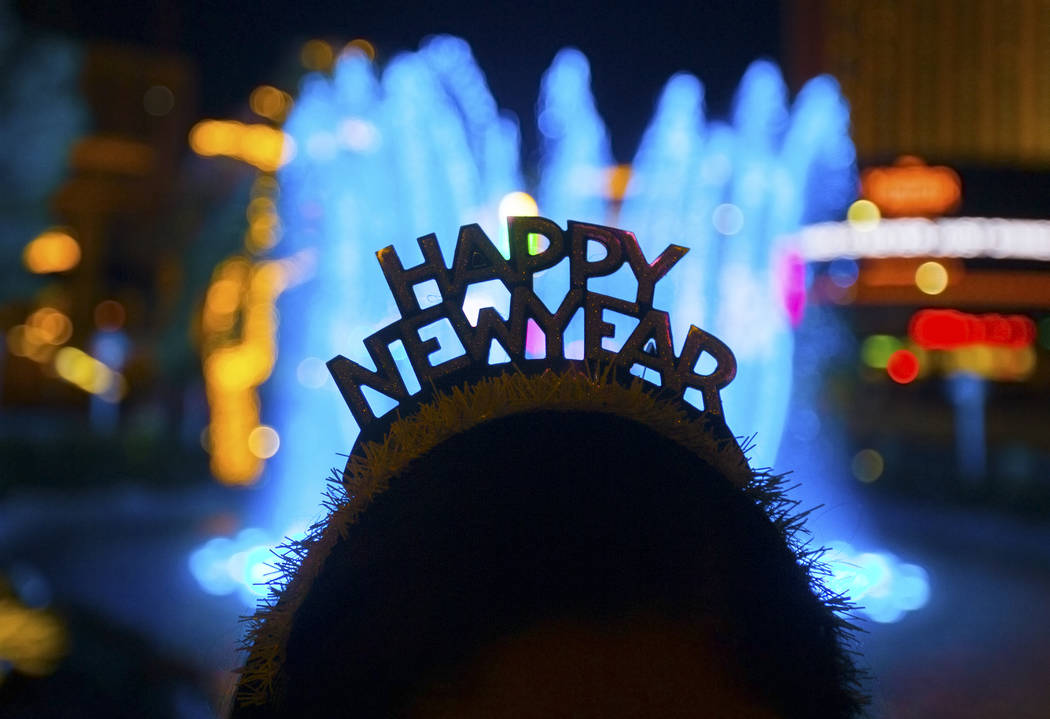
[[249, 85, 293, 122], [300, 39, 334, 71], [861, 157, 962, 218], [22, 231, 81, 274], [344, 38, 376, 62], [189, 120, 294, 172], [94, 300, 126, 331]]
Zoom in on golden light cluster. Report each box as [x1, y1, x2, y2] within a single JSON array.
[[22, 230, 81, 274], [250, 85, 294, 123], [5, 302, 127, 400], [199, 172, 303, 485], [189, 120, 295, 172], [300, 39, 335, 71], [245, 191, 282, 252], [54, 346, 126, 400], [300, 38, 375, 72], [201, 255, 286, 484], [0, 594, 67, 684], [940, 344, 1037, 382], [6, 307, 72, 362]]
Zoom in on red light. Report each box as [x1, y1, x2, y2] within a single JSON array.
[[886, 349, 920, 383], [909, 309, 1036, 349]]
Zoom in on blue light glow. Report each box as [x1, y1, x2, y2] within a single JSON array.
[[824, 541, 931, 623], [828, 257, 860, 288], [536, 48, 613, 225], [619, 61, 855, 469], [188, 525, 307, 605]]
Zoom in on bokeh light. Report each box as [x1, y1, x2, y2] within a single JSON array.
[[189, 525, 308, 604], [142, 85, 174, 117], [249, 85, 293, 123], [93, 300, 126, 331], [498, 191, 540, 254], [711, 202, 744, 235], [824, 541, 930, 623], [827, 257, 859, 288], [7, 308, 75, 362], [861, 334, 902, 369], [300, 39, 334, 71], [914, 260, 949, 295], [189, 120, 295, 172], [296, 356, 329, 388], [846, 199, 880, 231], [53, 346, 126, 400], [910, 309, 1035, 349], [29, 307, 72, 346], [343, 38, 376, 61], [200, 252, 293, 485], [498, 191, 539, 221], [247, 425, 280, 459], [0, 590, 68, 681], [1038, 317, 1050, 350], [942, 345, 1036, 382], [851, 448, 885, 483], [246, 195, 282, 251], [887, 348, 920, 383], [22, 230, 81, 274]]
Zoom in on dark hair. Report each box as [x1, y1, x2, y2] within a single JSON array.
[[232, 411, 860, 718]]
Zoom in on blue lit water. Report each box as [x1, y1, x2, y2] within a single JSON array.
[[192, 37, 927, 622]]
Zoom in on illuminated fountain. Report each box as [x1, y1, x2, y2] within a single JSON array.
[[191, 37, 928, 623], [261, 38, 522, 533]]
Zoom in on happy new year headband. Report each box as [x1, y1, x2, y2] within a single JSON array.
[[328, 217, 738, 446]]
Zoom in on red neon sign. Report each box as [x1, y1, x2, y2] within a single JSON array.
[[909, 309, 1036, 350]]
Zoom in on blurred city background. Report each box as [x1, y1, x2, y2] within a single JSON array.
[[1, 1, 1048, 716]]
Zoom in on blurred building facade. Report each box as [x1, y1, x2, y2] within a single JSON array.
[[55, 44, 195, 336], [788, 0, 1050, 165], [786, 0, 1050, 513], [1, 41, 195, 409]]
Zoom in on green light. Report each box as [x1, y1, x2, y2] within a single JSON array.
[[861, 334, 902, 369], [1037, 317, 1050, 351]]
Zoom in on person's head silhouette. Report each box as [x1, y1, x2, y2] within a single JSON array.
[[231, 375, 861, 719]]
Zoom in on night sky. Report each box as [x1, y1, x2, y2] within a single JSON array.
[[17, 0, 782, 161]]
